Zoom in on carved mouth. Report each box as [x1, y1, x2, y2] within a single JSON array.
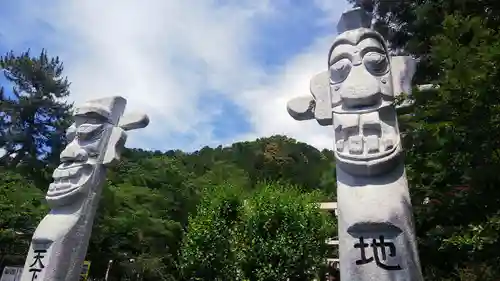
[[336, 135, 397, 161], [331, 92, 394, 115], [47, 164, 93, 198], [334, 109, 400, 162]]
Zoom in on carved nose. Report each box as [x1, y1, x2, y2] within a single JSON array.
[[340, 71, 381, 108], [341, 87, 380, 108], [60, 143, 88, 163]]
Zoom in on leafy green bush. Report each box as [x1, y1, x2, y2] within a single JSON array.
[[238, 183, 334, 281], [180, 182, 335, 281], [180, 184, 243, 281]]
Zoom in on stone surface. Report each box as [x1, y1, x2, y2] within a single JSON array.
[[337, 7, 372, 34], [19, 96, 149, 281], [286, 6, 424, 281]]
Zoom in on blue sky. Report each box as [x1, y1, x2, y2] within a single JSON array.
[[0, 0, 350, 152]]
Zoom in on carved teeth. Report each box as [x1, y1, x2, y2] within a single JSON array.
[[47, 182, 73, 196], [52, 165, 84, 180], [382, 138, 394, 151], [52, 169, 61, 179], [336, 140, 344, 152], [336, 134, 397, 156], [348, 136, 363, 154], [335, 111, 398, 157], [365, 135, 379, 153], [342, 114, 360, 129]]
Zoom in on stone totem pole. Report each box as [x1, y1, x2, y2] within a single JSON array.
[[287, 4, 424, 281], [20, 96, 149, 281]]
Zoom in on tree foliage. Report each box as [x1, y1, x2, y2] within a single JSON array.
[[180, 184, 242, 281], [0, 49, 72, 182], [344, 1, 500, 280], [237, 184, 334, 281], [6, 3, 500, 279], [0, 168, 47, 268], [180, 183, 334, 281]]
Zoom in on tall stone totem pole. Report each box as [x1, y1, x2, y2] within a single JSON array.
[[20, 96, 149, 281], [287, 3, 424, 281]]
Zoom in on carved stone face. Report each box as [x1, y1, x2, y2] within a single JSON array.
[[328, 32, 401, 175], [45, 96, 149, 207], [46, 114, 110, 207]]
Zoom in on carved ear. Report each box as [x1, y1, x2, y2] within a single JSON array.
[[118, 113, 150, 131], [287, 96, 315, 120], [390, 56, 417, 98], [310, 70, 330, 100], [310, 71, 333, 126], [102, 127, 127, 166]]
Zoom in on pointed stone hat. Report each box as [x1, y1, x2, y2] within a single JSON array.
[[336, 6, 373, 34]]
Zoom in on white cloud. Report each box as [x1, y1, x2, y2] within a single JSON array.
[[230, 1, 350, 150], [1, 0, 351, 152], [233, 35, 337, 150], [3, 0, 275, 151], [314, 0, 351, 20]]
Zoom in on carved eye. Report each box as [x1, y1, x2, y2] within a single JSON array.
[[330, 58, 352, 84], [363, 52, 389, 75], [76, 124, 104, 141]]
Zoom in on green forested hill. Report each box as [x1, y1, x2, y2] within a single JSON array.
[[0, 135, 338, 280], [172, 135, 336, 195], [97, 136, 339, 280], [112, 135, 336, 200]]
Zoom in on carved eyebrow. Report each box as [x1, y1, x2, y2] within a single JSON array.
[[76, 124, 104, 135], [329, 45, 354, 65], [360, 46, 385, 57], [329, 54, 351, 66], [358, 38, 385, 52]]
